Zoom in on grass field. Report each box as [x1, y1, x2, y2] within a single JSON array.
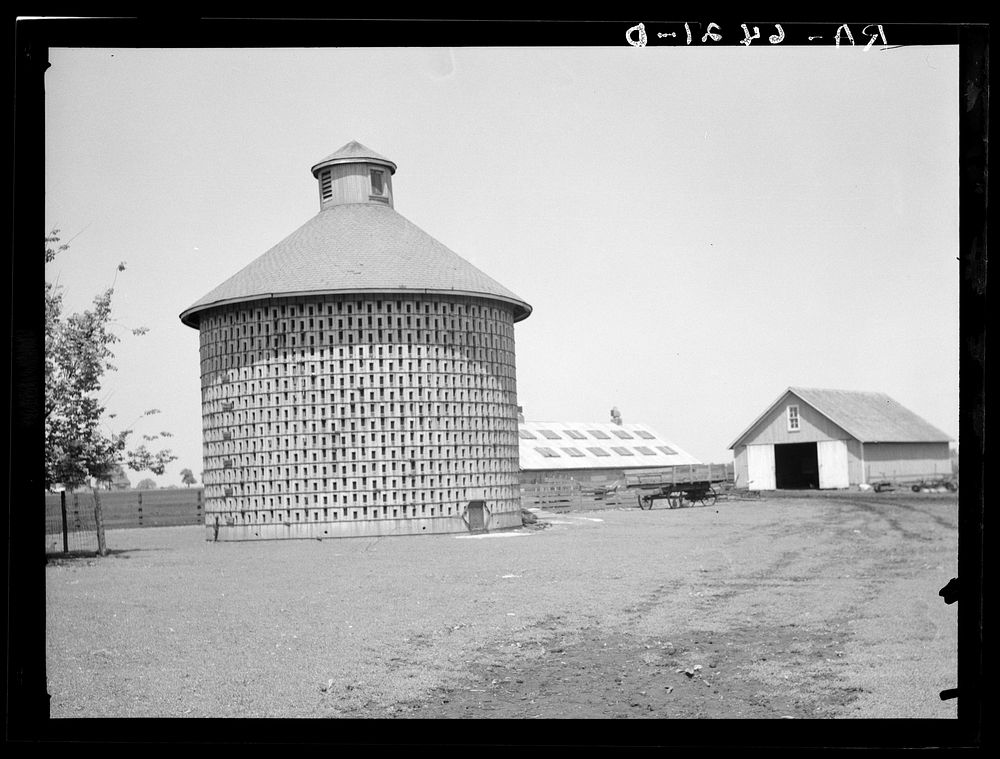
[[44, 492, 959, 734]]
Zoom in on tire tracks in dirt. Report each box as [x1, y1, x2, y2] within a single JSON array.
[[375, 498, 939, 719]]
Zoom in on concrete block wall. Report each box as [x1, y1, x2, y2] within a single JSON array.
[[198, 293, 523, 539]]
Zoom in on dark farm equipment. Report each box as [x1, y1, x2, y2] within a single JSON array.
[[624, 464, 734, 510], [871, 475, 958, 493]]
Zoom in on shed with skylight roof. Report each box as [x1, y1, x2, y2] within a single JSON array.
[[518, 420, 701, 484]]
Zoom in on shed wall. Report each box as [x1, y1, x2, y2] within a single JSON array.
[[520, 467, 634, 485], [862, 442, 952, 481]]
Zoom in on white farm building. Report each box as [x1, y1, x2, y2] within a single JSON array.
[[730, 387, 954, 491], [518, 419, 703, 489]]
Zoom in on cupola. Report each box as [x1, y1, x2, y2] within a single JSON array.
[[310, 140, 397, 209]]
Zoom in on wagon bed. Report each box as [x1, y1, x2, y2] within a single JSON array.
[[623, 464, 734, 510]]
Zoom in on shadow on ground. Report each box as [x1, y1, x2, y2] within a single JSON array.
[[45, 547, 166, 564]]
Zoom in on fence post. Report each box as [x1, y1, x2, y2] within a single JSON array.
[[60, 490, 68, 554], [137, 490, 143, 526]]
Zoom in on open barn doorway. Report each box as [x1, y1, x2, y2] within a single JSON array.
[[774, 442, 819, 489]]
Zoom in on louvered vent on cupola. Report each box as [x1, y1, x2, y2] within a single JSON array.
[[319, 169, 333, 202]]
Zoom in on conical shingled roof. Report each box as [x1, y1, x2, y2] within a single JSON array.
[[180, 202, 532, 327]]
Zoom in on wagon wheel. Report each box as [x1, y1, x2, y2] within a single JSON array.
[[637, 492, 651, 510], [686, 488, 717, 507]]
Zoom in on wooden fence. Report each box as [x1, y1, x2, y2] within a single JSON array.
[[45, 488, 205, 555], [520, 480, 638, 512]]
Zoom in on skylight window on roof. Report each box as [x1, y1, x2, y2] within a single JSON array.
[[657, 445, 678, 455], [370, 169, 385, 196], [586, 447, 611, 457], [635, 446, 657, 455], [587, 430, 611, 439], [635, 430, 655, 439], [518, 430, 537, 440], [539, 430, 561, 440], [612, 430, 634, 439], [611, 446, 634, 456], [534, 447, 560, 458], [560, 447, 585, 457], [562, 430, 585, 439]]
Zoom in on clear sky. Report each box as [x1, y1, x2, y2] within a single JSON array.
[[44, 43, 960, 486]]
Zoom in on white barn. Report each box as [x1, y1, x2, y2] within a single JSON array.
[[730, 387, 953, 491]]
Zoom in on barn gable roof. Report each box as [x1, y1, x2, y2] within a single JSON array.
[[519, 421, 702, 471], [729, 387, 952, 448]]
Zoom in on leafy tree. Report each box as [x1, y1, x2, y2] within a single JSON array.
[[135, 478, 158, 490], [44, 230, 176, 554], [96, 463, 131, 491], [180, 468, 197, 487]]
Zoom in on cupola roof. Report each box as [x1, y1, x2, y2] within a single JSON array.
[[310, 140, 397, 176]]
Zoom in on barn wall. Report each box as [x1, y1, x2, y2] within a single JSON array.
[[862, 442, 952, 481], [738, 391, 853, 446], [736, 439, 940, 487]]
